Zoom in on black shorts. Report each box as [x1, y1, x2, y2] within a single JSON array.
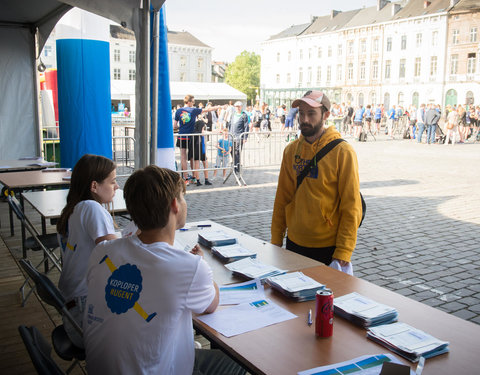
[[354, 121, 363, 126], [188, 137, 206, 161], [375, 118, 381, 124], [176, 136, 192, 149], [286, 237, 335, 265], [365, 118, 372, 123]]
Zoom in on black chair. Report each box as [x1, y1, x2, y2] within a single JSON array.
[[7, 195, 62, 305], [18, 325, 64, 375], [19, 259, 85, 373]]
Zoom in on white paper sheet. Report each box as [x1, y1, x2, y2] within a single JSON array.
[[197, 299, 297, 337], [219, 279, 265, 305]]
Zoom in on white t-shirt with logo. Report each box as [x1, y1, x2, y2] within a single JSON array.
[[58, 200, 115, 302], [84, 235, 216, 375]]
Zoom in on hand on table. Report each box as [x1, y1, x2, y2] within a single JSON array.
[[190, 244, 204, 257]]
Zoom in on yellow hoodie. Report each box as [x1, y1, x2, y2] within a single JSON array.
[[271, 126, 362, 262]]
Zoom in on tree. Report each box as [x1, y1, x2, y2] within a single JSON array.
[[225, 51, 260, 104]]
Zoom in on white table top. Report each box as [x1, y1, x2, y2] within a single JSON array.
[[22, 189, 127, 219]]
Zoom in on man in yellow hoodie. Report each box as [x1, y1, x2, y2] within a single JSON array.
[[271, 91, 362, 272]]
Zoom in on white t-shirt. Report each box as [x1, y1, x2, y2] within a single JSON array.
[[58, 200, 116, 302], [84, 235, 216, 375]]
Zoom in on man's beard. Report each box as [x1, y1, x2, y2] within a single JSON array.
[[299, 120, 323, 137]]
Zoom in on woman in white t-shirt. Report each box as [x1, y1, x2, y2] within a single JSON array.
[[57, 154, 119, 348]]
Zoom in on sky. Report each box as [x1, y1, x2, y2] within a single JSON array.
[[165, 0, 379, 63]]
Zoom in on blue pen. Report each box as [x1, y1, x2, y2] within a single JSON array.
[[307, 309, 313, 326], [180, 224, 212, 231]]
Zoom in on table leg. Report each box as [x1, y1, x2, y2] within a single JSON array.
[[41, 216, 49, 273], [9, 203, 14, 236], [20, 194, 26, 258]]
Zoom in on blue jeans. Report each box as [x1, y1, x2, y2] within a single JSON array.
[[427, 124, 437, 144], [417, 123, 425, 143]]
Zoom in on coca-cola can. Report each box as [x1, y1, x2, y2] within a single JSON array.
[[315, 288, 334, 337]]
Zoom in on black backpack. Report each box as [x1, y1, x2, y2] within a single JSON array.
[[296, 139, 366, 227]]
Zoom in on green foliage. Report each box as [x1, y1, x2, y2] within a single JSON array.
[[225, 51, 260, 103]]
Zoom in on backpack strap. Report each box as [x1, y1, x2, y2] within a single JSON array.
[[296, 138, 345, 189]]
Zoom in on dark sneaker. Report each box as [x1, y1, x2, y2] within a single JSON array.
[[204, 179, 212, 185], [196, 180, 202, 186]]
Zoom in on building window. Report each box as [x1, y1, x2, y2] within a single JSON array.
[[316, 66, 321, 84], [467, 53, 476, 74], [401, 35, 407, 50], [430, 56, 437, 76], [327, 46, 331, 57], [114, 49, 120, 62], [360, 62, 366, 80], [129, 50, 135, 63], [416, 33, 422, 47], [276, 52, 280, 62], [452, 29, 459, 44], [373, 38, 379, 53], [326, 66, 331, 81], [179, 72, 186, 81], [308, 49, 312, 59], [317, 48, 322, 58], [287, 73, 291, 83], [450, 54, 458, 74], [276, 74, 280, 84], [432, 31, 438, 46], [337, 64, 342, 81], [385, 60, 391, 79], [399, 59, 406, 78], [113, 68, 120, 80], [288, 51, 291, 61], [398, 92, 404, 107], [198, 57, 203, 69], [128, 69, 135, 80], [372, 60, 378, 79], [471, 27, 478, 43], [298, 68, 303, 84], [44, 45, 52, 57], [337, 44, 342, 56], [307, 67, 312, 85], [414, 57, 421, 77], [299, 49, 303, 60], [348, 41, 354, 55], [197, 72, 204, 81], [180, 56, 186, 68], [360, 39, 366, 54], [348, 63, 353, 80], [386, 37, 392, 52]]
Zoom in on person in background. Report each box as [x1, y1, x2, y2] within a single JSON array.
[[229, 101, 250, 174], [173, 95, 220, 185], [83, 166, 245, 375], [416, 104, 426, 143], [213, 128, 232, 181], [425, 103, 440, 145], [374, 104, 382, 135], [56, 154, 119, 348]]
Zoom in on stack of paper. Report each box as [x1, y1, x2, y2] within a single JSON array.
[[334, 292, 398, 328], [211, 243, 257, 262], [219, 280, 265, 305], [266, 272, 324, 301], [225, 257, 286, 282], [367, 322, 449, 362], [198, 230, 237, 247]]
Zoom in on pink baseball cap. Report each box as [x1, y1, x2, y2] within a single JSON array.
[[292, 90, 331, 111]]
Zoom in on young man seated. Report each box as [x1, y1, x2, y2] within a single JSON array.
[[83, 166, 245, 375]]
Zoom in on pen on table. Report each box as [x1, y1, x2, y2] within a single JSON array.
[[307, 309, 313, 326], [180, 224, 212, 231]]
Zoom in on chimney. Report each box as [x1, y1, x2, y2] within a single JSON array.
[[310, 15, 318, 23], [377, 0, 388, 11], [424, 1, 431, 8], [330, 10, 340, 19], [392, 3, 401, 16], [449, 0, 459, 7]]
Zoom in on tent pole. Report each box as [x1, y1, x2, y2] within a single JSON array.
[[32, 28, 42, 157], [139, 0, 151, 168], [150, 9, 159, 165]]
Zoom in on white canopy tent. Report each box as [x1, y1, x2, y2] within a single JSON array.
[[170, 82, 247, 102], [0, 0, 165, 167]]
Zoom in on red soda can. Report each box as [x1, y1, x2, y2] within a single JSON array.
[[315, 288, 334, 337]]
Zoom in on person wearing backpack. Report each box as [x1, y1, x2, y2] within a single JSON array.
[[271, 91, 363, 275]]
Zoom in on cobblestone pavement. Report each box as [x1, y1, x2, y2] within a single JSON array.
[[181, 134, 480, 325]]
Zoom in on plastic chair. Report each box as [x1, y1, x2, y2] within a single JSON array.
[[18, 325, 64, 375], [19, 259, 85, 373], [7, 195, 62, 305]]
